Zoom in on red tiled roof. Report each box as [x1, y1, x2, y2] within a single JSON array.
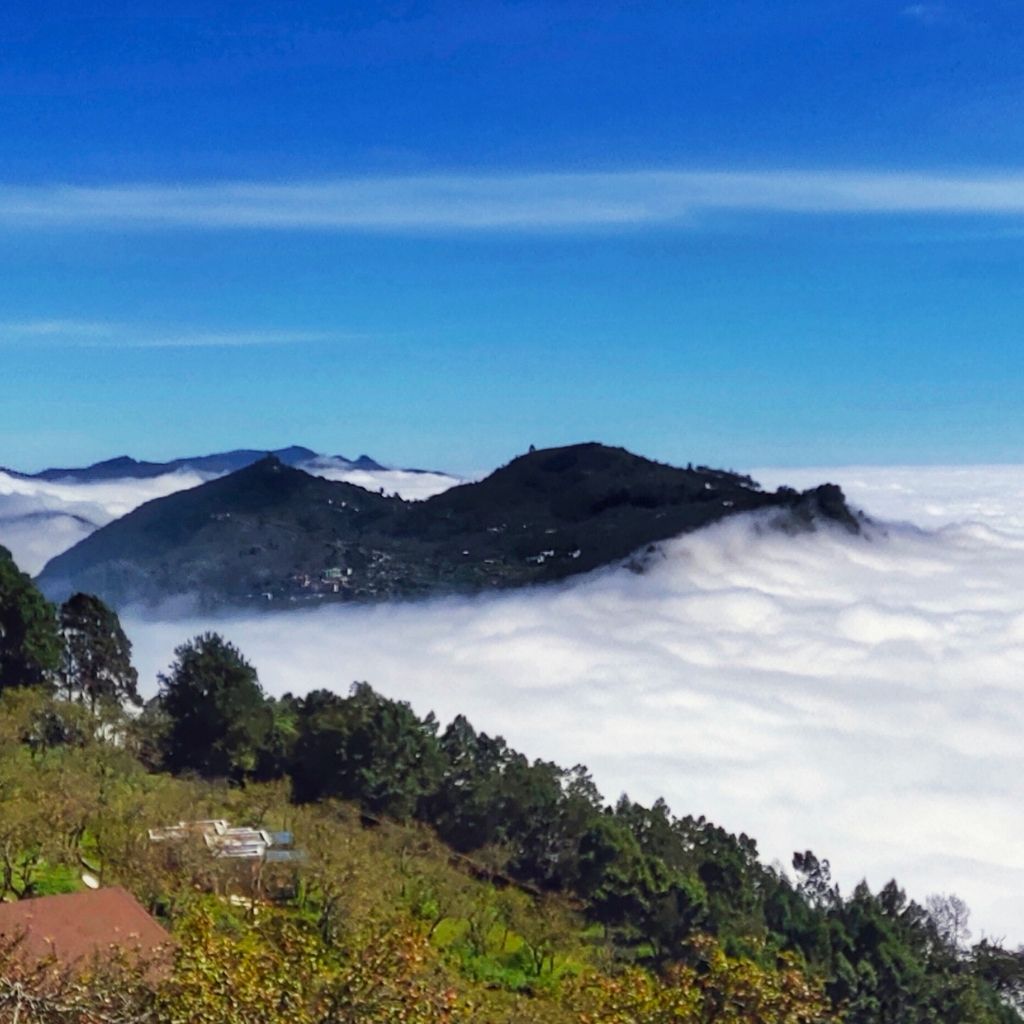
[[0, 887, 169, 969]]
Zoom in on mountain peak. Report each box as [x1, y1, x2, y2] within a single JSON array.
[[37, 442, 860, 611]]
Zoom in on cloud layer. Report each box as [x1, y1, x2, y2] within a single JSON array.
[[118, 465, 1024, 945], [0, 470, 211, 575], [301, 461, 463, 502], [3, 170, 1024, 232]]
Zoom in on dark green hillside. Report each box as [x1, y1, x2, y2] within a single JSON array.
[[37, 443, 862, 610], [37, 458, 400, 609], [418, 442, 858, 577], [0, 544, 61, 688]]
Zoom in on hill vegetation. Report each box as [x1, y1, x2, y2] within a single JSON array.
[[2, 544, 1023, 1022], [37, 443, 862, 610]]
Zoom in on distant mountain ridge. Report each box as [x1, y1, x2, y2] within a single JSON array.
[[0, 443, 462, 576], [3, 445, 392, 483], [37, 442, 863, 611]]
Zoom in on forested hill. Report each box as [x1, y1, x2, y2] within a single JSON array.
[[1, 553, 1022, 1022], [37, 443, 862, 610]]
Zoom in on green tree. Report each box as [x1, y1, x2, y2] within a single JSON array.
[[642, 870, 709, 960], [428, 717, 603, 888], [972, 940, 1024, 1015], [58, 592, 140, 712], [290, 683, 443, 819], [575, 816, 654, 937], [157, 632, 271, 780], [792, 850, 839, 910], [429, 716, 514, 852], [253, 693, 299, 781], [0, 546, 60, 691]]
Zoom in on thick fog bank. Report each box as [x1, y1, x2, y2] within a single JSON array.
[[300, 463, 459, 501], [125, 464, 1024, 944], [0, 469, 211, 575], [754, 463, 1024, 535]]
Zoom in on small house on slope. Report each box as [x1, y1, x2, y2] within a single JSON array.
[[0, 887, 169, 972], [148, 818, 304, 901]]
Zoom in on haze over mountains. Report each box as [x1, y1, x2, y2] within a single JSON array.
[[34, 443, 860, 611]]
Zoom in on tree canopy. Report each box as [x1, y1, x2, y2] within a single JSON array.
[[289, 683, 444, 817], [157, 632, 271, 780], [0, 545, 60, 691], [59, 592, 140, 711]]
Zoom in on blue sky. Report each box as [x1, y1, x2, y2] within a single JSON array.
[[2, 1, 1024, 473]]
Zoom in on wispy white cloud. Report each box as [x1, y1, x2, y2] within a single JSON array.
[[0, 320, 346, 349], [0, 319, 115, 338], [901, 3, 953, 26], [1, 170, 1024, 232], [114, 330, 339, 349]]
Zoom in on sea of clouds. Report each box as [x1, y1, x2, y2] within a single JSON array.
[[4, 460, 1024, 942]]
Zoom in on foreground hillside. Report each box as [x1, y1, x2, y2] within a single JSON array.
[[37, 442, 861, 609], [2, 547, 1023, 1022], [0, 690, 840, 1024]]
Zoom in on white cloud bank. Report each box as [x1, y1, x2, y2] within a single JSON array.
[[2, 170, 1024, 232], [301, 462, 462, 502], [116, 464, 1024, 945], [0, 470, 212, 575]]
